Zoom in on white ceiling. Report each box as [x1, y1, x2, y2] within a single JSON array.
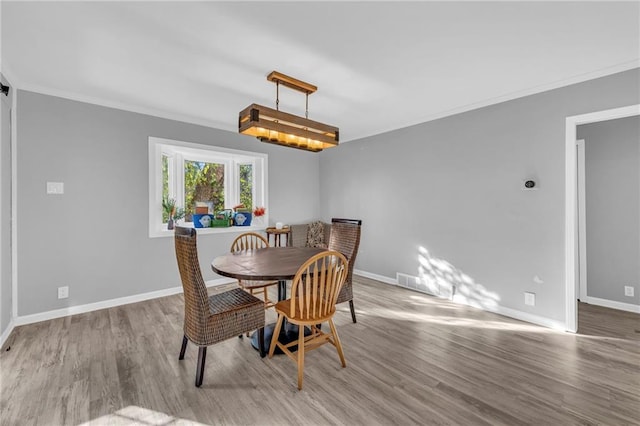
[[2, 1, 639, 142]]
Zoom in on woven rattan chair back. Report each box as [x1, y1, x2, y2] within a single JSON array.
[[174, 227, 266, 387], [328, 218, 362, 322], [231, 232, 269, 252], [174, 226, 210, 340]]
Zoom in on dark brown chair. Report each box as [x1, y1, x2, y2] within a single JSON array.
[[174, 227, 265, 387], [268, 250, 349, 390], [328, 218, 362, 323]]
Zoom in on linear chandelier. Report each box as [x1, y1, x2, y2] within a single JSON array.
[[238, 71, 339, 152]]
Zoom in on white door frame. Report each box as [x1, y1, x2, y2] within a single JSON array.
[[576, 139, 587, 303], [564, 104, 640, 332]]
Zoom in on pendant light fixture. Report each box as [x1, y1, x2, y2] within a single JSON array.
[[238, 71, 339, 152]]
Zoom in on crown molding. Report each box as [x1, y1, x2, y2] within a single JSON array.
[[4, 60, 639, 145], [3, 71, 237, 134], [348, 60, 640, 143]]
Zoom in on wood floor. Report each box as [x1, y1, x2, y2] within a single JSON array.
[[1, 277, 639, 425]]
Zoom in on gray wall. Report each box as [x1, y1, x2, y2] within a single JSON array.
[[1, 74, 13, 336], [16, 91, 320, 316], [578, 116, 639, 305], [319, 68, 640, 323]]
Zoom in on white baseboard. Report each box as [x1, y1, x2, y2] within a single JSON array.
[[356, 270, 566, 331], [354, 269, 397, 286], [9, 268, 578, 332], [205, 278, 237, 288], [13, 277, 236, 327], [488, 304, 566, 331], [580, 295, 640, 314], [0, 319, 15, 349]]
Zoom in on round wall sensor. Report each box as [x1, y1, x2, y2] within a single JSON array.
[[524, 180, 536, 189]]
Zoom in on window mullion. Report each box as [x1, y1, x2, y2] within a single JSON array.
[[227, 160, 236, 209], [176, 153, 185, 209], [167, 155, 176, 200], [251, 160, 257, 208]]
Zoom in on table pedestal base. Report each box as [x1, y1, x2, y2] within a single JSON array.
[[251, 321, 311, 354]]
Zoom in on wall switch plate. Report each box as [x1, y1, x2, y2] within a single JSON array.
[[524, 292, 536, 306], [58, 286, 69, 299], [46, 182, 64, 195], [624, 286, 634, 297]]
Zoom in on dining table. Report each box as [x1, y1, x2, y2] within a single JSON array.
[[211, 246, 327, 354]]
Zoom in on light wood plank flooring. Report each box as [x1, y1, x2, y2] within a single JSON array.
[[1, 277, 639, 425]]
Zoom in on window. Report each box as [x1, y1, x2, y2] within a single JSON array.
[[149, 137, 268, 237]]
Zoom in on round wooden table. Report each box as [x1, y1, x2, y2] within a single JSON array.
[[212, 246, 326, 353]]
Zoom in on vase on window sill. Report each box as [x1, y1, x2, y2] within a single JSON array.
[[167, 217, 175, 230]]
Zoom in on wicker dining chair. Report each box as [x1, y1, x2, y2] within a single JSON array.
[[174, 227, 265, 387], [230, 232, 279, 309], [268, 250, 349, 390], [328, 218, 362, 323]]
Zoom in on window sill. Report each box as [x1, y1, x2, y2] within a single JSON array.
[[149, 224, 267, 239]]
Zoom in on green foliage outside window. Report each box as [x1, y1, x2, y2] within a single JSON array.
[[239, 164, 253, 209], [162, 155, 170, 222], [184, 161, 225, 222], [161, 157, 253, 224]]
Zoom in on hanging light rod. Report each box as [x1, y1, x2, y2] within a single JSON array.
[[266, 71, 317, 94], [238, 70, 339, 152]]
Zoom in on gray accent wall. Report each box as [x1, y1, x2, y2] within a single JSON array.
[[1, 74, 12, 336], [319, 68, 639, 323], [578, 116, 639, 305], [16, 91, 320, 316]]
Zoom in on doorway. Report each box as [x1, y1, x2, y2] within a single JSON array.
[[0, 77, 13, 335], [576, 117, 640, 318], [564, 104, 640, 332]]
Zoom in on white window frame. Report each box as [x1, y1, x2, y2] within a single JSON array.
[[235, 161, 256, 209], [148, 136, 268, 238]]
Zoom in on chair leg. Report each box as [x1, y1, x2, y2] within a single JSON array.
[[349, 300, 357, 323], [328, 319, 346, 368], [195, 347, 207, 387], [258, 327, 266, 358], [247, 288, 260, 337], [268, 315, 285, 358], [297, 323, 305, 390], [179, 335, 188, 360]]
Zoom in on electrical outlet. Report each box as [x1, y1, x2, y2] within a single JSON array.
[[46, 182, 64, 195], [57, 286, 69, 299], [624, 286, 634, 297], [524, 292, 536, 306]]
